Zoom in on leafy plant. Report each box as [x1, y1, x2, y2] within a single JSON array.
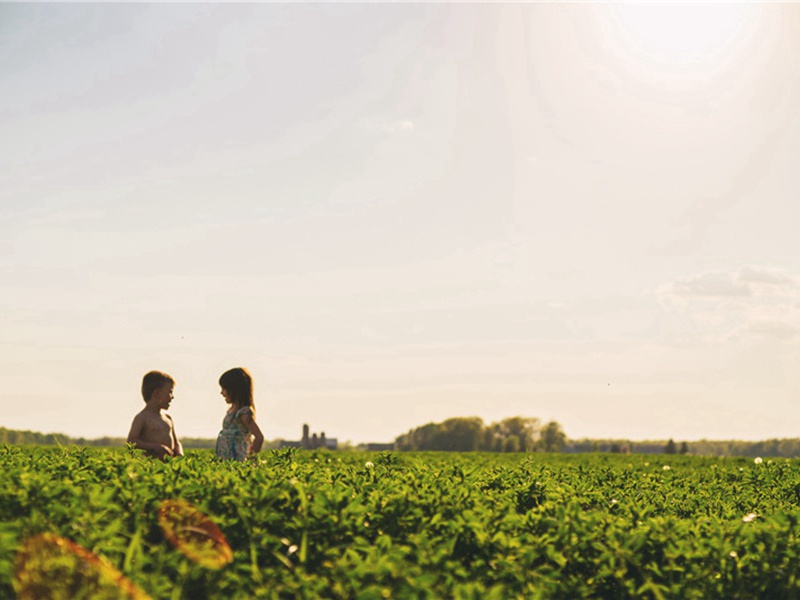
[[2, 447, 800, 598]]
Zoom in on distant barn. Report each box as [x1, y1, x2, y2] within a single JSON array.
[[280, 424, 338, 450]]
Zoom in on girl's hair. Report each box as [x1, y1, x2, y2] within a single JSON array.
[[219, 367, 254, 411]]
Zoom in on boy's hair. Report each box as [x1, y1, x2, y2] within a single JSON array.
[[219, 367, 254, 409], [141, 371, 175, 402]]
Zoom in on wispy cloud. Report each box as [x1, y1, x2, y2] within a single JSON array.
[[671, 271, 751, 298], [736, 320, 799, 341], [737, 265, 797, 287], [659, 266, 800, 342], [666, 266, 797, 300]]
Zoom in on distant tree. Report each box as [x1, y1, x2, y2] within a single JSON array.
[[395, 416, 549, 452], [439, 417, 484, 451], [412, 422, 442, 450], [491, 435, 505, 453], [503, 435, 521, 453], [539, 421, 567, 452], [679, 441, 689, 455], [481, 427, 497, 452], [664, 438, 677, 454], [394, 418, 484, 451], [492, 417, 541, 452]]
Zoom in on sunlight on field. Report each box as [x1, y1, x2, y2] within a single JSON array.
[[14, 533, 150, 600], [158, 499, 232, 570]]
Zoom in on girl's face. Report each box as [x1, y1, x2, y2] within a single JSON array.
[[220, 387, 232, 404]]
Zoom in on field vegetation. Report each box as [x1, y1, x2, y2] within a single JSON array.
[[3, 446, 800, 598]]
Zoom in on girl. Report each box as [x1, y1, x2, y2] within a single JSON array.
[[215, 367, 264, 461]]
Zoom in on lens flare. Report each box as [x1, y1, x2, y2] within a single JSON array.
[[157, 499, 233, 569], [14, 533, 150, 600]]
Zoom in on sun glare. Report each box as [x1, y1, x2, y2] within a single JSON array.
[[611, 3, 759, 68]]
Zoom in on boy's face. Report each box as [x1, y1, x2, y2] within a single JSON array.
[[151, 382, 174, 410]]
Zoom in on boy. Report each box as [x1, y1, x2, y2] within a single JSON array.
[[127, 370, 184, 459]]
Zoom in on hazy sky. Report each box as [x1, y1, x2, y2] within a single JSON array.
[[2, 3, 799, 444]]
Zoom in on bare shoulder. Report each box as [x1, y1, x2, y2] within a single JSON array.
[[130, 408, 147, 426], [127, 408, 148, 441]]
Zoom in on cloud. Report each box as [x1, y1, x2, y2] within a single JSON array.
[[671, 271, 751, 298], [659, 266, 800, 342], [667, 266, 797, 300], [737, 265, 797, 287], [738, 321, 800, 341]]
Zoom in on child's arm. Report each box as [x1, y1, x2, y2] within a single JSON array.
[[168, 415, 184, 457], [127, 413, 173, 459], [240, 411, 264, 456]]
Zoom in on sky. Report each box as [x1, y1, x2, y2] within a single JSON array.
[[2, 3, 799, 445]]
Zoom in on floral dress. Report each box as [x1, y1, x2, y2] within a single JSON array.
[[215, 406, 253, 461]]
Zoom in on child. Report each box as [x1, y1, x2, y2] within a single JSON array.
[[127, 370, 184, 459], [215, 367, 264, 461]]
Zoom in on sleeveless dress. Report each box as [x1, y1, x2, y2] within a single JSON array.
[[215, 406, 253, 461]]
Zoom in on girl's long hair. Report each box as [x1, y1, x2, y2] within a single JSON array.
[[219, 367, 254, 414]]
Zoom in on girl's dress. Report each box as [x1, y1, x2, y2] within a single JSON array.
[[215, 406, 253, 461]]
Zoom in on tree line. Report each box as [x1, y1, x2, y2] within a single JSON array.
[[0, 427, 216, 449], [565, 438, 800, 458], [6, 423, 800, 457], [394, 417, 567, 452]]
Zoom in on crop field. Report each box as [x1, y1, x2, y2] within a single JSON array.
[[3, 447, 800, 599]]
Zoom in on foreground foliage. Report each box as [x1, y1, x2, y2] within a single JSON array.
[[2, 447, 800, 598]]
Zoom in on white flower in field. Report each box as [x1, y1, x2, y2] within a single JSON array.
[[729, 551, 738, 558], [365, 461, 374, 469], [610, 499, 618, 506], [742, 513, 757, 523], [287, 545, 298, 555], [754, 457, 763, 465], [663, 465, 671, 471]]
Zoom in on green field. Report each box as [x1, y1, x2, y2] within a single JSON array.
[[2, 446, 800, 599]]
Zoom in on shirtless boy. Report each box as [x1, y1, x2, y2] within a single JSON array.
[[127, 370, 184, 459]]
